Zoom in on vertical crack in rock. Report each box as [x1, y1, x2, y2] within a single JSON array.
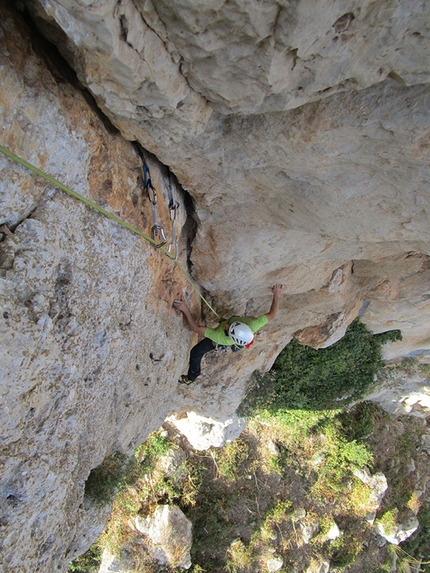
[[20, 2, 121, 136], [132, 140, 200, 292], [3, 2, 430, 570], [129, 0, 170, 51]]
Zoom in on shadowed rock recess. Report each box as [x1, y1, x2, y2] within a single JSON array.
[[0, 0, 429, 570]]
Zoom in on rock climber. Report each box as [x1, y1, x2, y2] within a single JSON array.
[[173, 284, 284, 385]]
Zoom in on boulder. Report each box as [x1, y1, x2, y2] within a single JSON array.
[[98, 548, 133, 573], [158, 446, 187, 485], [298, 519, 320, 545], [353, 467, 388, 523], [168, 411, 246, 450], [135, 505, 192, 569], [267, 556, 284, 572], [306, 559, 330, 573], [421, 432, 430, 455], [325, 521, 341, 541], [375, 511, 419, 545]]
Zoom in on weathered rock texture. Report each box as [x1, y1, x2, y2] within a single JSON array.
[[168, 410, 246, 450], [375, 510, 419, 545], [1, 0, 430, 571], [0, 5, 194, 572], [352, 467, 388, 524], [23, 0, 430, 360], [368, 368, 430, 418], [135, 505, 192, 569]]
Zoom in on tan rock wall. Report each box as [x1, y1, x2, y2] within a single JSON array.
[[1, 0, 430, 571], [0, 5, 194, 571], [23, 0, 430, 360]]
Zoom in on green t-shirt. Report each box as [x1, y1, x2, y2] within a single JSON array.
[[204, 315, 269, 346]]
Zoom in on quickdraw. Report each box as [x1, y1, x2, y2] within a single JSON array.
[[0, 144, 221, 318], [167, 173, 180, 260], [136, 145, 169, 249]]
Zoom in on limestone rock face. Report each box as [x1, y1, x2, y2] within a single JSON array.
[[2, 0, 430, 571], [366, 369, 430, 418], [24, 0, 430, 364], [24, 0, 430, 119], [24, 0, 213, 143], [0, 5, 193, 571]]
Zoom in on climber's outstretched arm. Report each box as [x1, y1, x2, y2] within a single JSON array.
[[265, 284, 284, 322], [173, 299, 206, 336]]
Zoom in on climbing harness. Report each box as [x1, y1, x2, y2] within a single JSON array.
[[136, 146, 166, 248], [0, 144, 221, 318], [215, 343, 244, 354]]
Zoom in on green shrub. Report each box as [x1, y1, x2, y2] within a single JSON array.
[[241, 319, 401, 413], [225, 539, 253, 573], [214, 439, 250, 480], [84, 433, 172, 507], [134, 433, 171, 472], [67, 544, 101, 573], [84, 453, 128, 506], [309, 415, 374, 506], [338, 401, 377, 442], [402, 504, 430, 572], [328, 535, 362, 568], [321, 420, 373, 470]]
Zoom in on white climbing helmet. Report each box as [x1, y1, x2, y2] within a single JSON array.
[[228, 322, 254, 348]]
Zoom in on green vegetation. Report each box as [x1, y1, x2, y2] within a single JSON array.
[[84, 453, 128, 506], [402, 505, 430, 572], [241, 318, 401, 413], [214, 438, 250, 480], [70, 322, 430, 573], [67, 545, 101, 573], [84, 434, 172, 507], [135, 432, 171, 470], [386, 542, 430, 573], [376, 509, 398, 536], [337, 400, 377, 441], [73, 432, 177, 571]]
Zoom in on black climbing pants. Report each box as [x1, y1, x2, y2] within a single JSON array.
[[187, 338, 215, 381]]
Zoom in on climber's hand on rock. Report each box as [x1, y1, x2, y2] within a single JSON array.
[[173, 298, 188, 313], [271, 284, 284, 296]]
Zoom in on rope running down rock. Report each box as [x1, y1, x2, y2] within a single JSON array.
[[0, 144, 220, 318]]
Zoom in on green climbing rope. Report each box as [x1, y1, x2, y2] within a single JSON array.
[[0, 144, 220, 318]]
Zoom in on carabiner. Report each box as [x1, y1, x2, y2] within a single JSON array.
[[166, 242, 179, 260], [146, 183, 157, 205], [151, 224, 167, 248], [169, 199, 179, 221]]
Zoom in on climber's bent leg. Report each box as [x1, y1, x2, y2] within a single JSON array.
[[187, 338, 215, 381]]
